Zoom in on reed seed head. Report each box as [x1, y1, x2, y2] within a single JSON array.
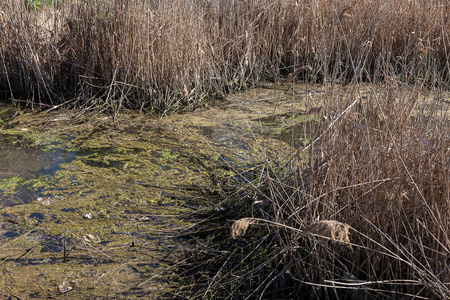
[[230, 218, 257, 239]]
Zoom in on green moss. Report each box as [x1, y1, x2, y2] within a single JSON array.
[[159, 149, 180, 160]]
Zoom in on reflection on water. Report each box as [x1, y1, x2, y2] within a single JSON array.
[[276, 121, 321, 148], [0, 135, 76, 206], [0, 136, 76, 179], [200, 123, 250, 151], [254, 114, 321, 148]]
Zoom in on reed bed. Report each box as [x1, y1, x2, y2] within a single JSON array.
[[180, 81, 449, 299], [1, 1, 449, 298], [273, 80, 450, 299], [0, 0, 448, 112]]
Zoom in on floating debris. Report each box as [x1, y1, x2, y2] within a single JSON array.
[[83, 213, 93, 219], [58, 281, 75, 294], [82, 234, 101, 244], [37, 197, 53, 206]]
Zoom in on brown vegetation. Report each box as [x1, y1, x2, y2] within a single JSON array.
[[184, 81, 449, 299], [1, 0, 449, 299], [0, 0, 448, 112], [279, 81, 449, 298]]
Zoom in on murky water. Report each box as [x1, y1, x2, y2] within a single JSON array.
[[255, 114, 321, 147], [0, 135, 76, 206], [0, 85, 320, 299], [0, 136, 76, 179]]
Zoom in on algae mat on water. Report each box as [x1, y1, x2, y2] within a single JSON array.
[[0, 83, 323, 299]]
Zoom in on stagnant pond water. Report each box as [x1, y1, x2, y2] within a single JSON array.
[[0, 134, 78, 180], [1, 84, 448, 298], [0, 136, 76, 206], [0, 84, 327, 298]]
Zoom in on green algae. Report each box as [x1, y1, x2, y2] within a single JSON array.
[[0, 176, 24, 192], [159, 149, 180, 160], [0, 83, 331, 298], [293, 114, 320, 123], [0, 111, 242, 298]]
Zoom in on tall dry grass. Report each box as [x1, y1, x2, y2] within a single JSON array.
[[0, 0, 448, 112], [166, 1, 449, 296], [182, 81, 449, 299], [272, 79, 450, 298]]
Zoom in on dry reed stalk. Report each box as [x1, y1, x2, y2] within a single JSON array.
[[286, 65, 312, 83], [338, 6, 353, 21], [148, 8, 153, 23]]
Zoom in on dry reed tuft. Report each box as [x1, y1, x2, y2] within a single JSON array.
[[231, 217, 351, 244], [230, 218, 257, 239]]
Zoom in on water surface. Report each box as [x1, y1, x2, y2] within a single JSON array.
[[0, 135, 76, 179]]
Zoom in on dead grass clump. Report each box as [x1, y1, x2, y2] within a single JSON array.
[[231, 217, 351, 244], [230, 218, 257, 239]]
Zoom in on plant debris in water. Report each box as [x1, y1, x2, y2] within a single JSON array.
[[0, 85, 313, 298]]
